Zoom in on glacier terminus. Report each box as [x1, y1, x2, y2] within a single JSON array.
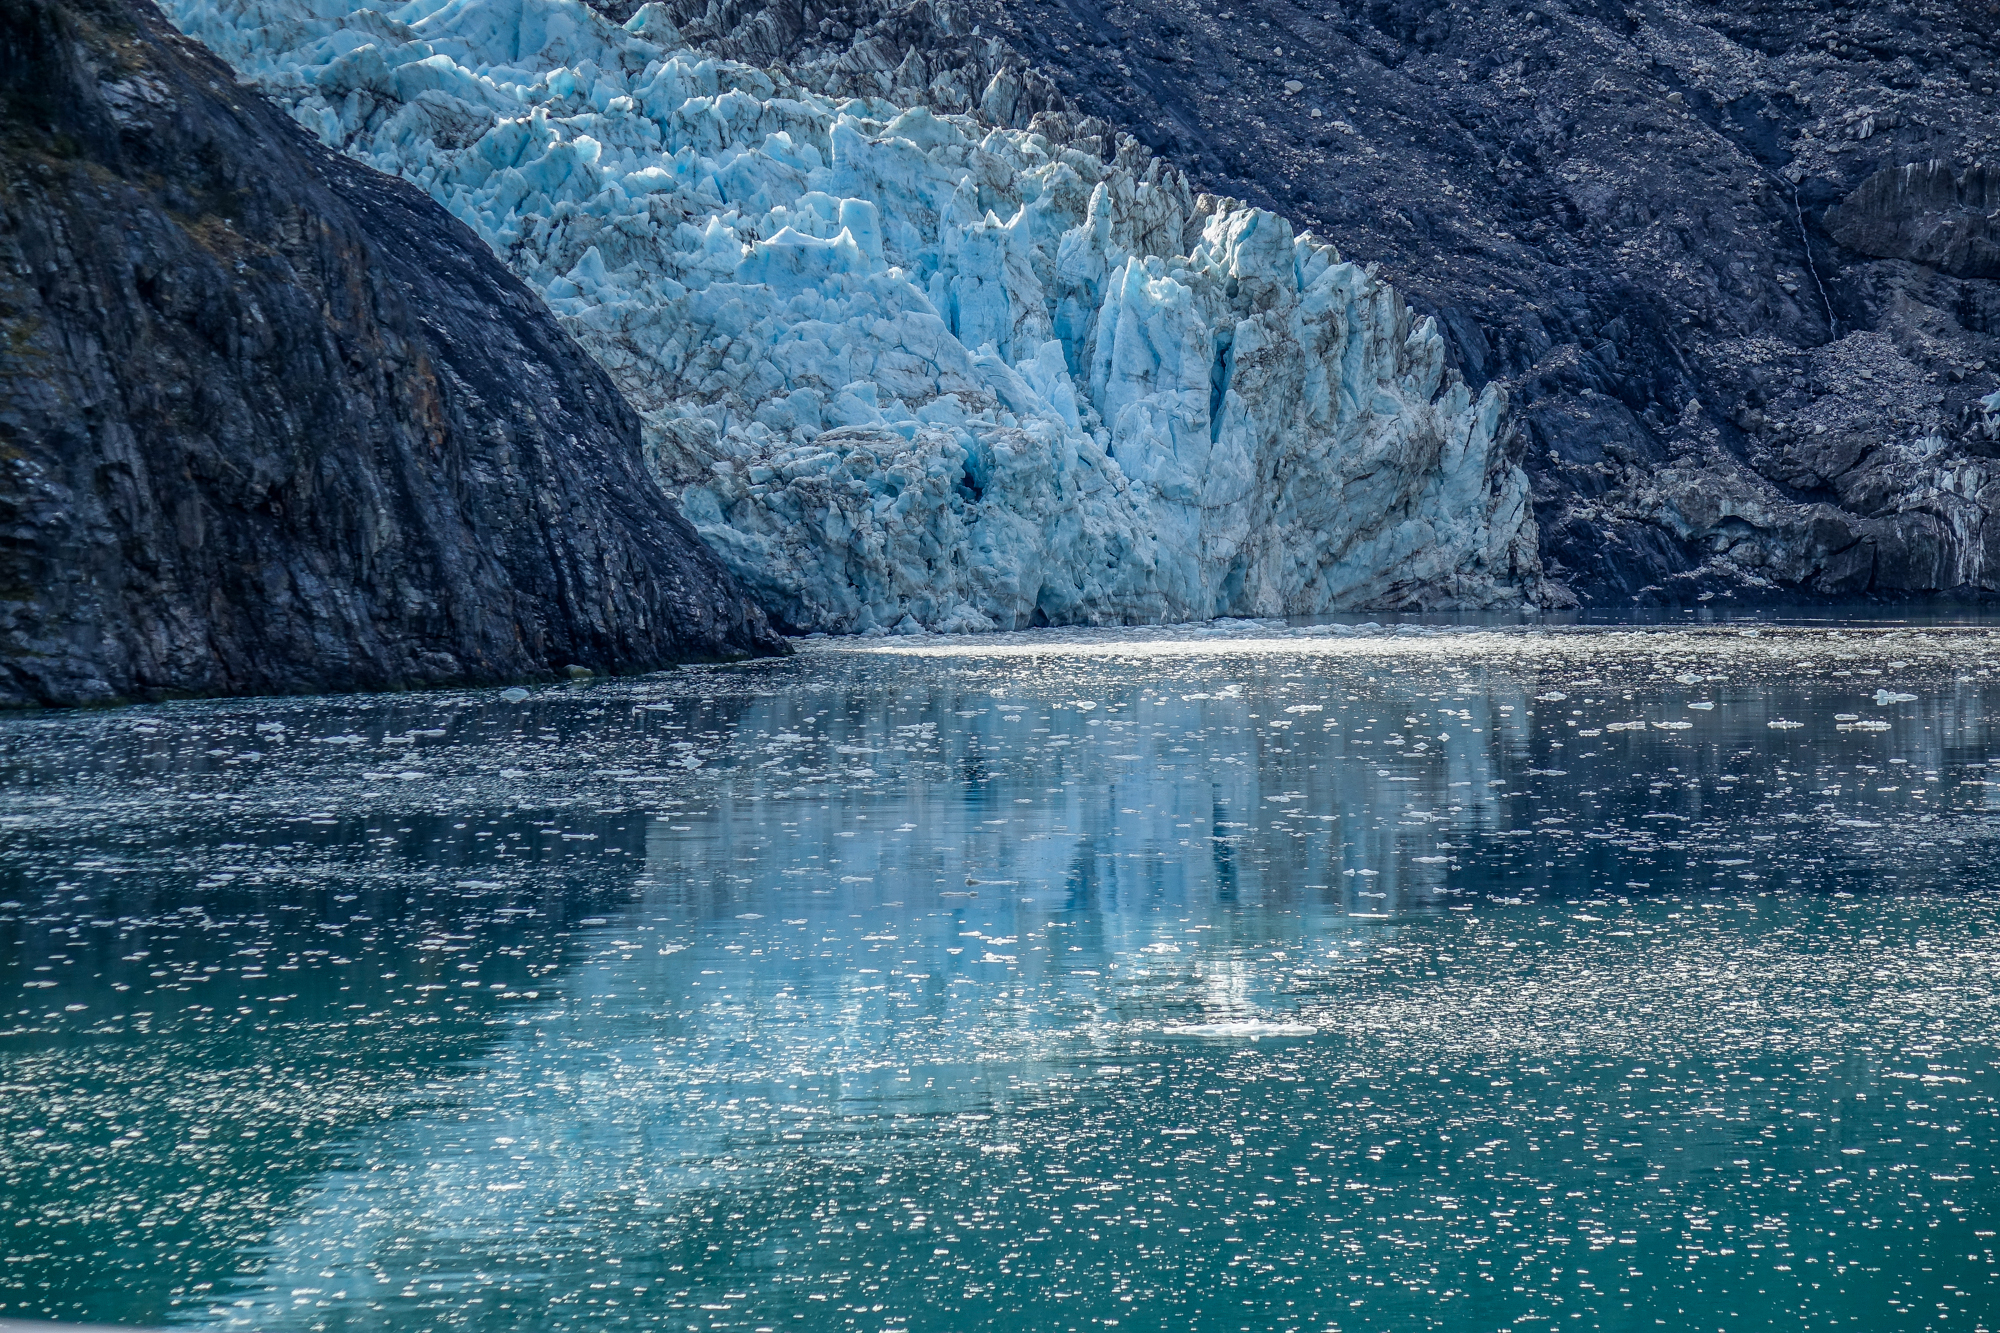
[[169, 0, 1542, 634]]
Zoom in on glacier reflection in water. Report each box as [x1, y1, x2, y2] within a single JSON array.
[[3, 619, 1999, 1331]]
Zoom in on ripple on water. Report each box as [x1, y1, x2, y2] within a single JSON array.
[[1, 618, 1998, 1330]]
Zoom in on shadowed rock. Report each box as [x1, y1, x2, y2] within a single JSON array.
[[0, 0, 784, 708], [1828, 161, 2000, 279]]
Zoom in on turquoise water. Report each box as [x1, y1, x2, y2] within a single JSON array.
[[3, 619, 1998, 1331]]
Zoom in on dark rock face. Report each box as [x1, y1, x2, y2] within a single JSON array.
[[699, 0, 2000, 604], [1827, 162, 2000, 279], [614, 0, 1070, 125], [0, 0, 783, 708]]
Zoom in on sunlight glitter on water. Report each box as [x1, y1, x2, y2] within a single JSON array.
[[2, 618, 1998, 1332]]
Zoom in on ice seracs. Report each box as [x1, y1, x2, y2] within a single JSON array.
[[167, 0, 1542, 633]]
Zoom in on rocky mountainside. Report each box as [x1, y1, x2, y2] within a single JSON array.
[[668, 0, 2000, 605], [0, 0, 781, 707]]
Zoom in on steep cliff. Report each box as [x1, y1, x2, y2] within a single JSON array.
[[660, 0, 2000, 606], [0, 0, 782, 707]]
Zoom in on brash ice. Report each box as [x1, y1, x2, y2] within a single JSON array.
[[168, 0, 1541, 633]]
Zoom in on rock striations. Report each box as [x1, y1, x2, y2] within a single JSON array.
[[163, 0, 1542, 635], [0, 0, 781, 707]]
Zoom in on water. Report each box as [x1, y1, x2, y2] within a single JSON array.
[[3, 618, 1998, 1332]]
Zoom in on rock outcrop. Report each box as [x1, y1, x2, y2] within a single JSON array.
[[601, 0, 1069, 128], [0, 0, 782, 707], [1827, 162, 2000, 281]]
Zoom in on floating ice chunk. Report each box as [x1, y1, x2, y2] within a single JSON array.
[[1874, 689, 1918, 705], [1767, 719, 1804, 729], [1687, 701, 1715, 710]]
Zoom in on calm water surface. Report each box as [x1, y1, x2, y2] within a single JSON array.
[[3, 618, 1998, 1332]]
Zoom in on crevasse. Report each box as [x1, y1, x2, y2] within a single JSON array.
[[166, 0, 1541, 634]]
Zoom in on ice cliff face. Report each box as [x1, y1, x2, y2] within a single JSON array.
[[166, 0, 1539, 633]]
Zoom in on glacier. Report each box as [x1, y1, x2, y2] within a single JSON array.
[[166, 0, 1541, 633]]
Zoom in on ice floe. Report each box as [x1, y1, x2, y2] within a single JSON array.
[[166, 0, 1540, 633]]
